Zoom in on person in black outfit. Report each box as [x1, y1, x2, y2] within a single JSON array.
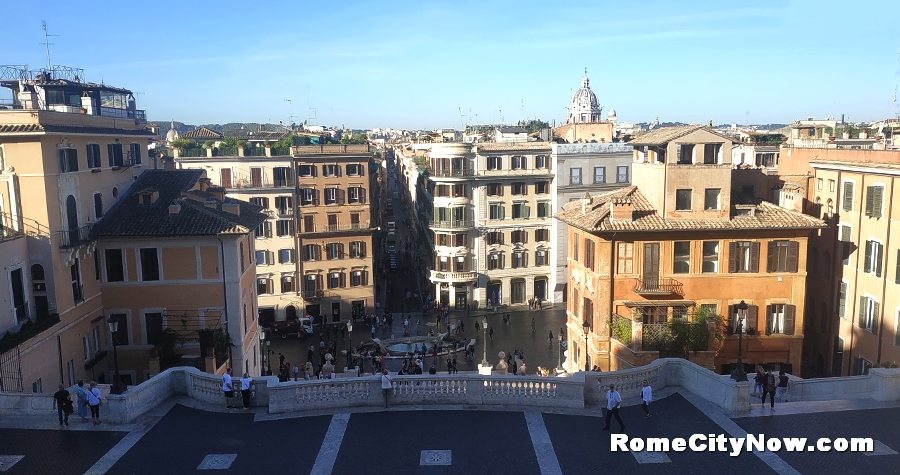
[[761, 367, 777, 409], [53, 385, 71, 427]]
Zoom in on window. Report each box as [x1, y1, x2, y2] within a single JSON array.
[[303, 215, 315, 233], [704, 189, 720, 210], [273, 167, 292, 187], [105, 249, 125, 282], [511, 230, 528, 244], [535, 181, 549, 194], [350, 270, 368, 286], [110, 313, 128, 345], [703, 144, 721, 164], [511, 156, 526, 170], [766, 304, 795, 335], [535, 229, 549, 242], [93, 192, 103, 219], [249, 197, 269, 209], [300, 188, 315, 206], [675, 189, 692, 211], [305, 274, 322, 292], [326, 243, 343, 260], [240, 242, 245, 271], [511, 203, 529, 219], [255, 250, 268, 265], [584, 239, 595, 270], [276, 220, 294, 236], [828, 179, 835, 192], [535, 250, 548, 266], [700, 303, 717, 316], [842, 182, 854, 212], [511, 182, 527, 195], [275, 196, 292, 214], [488, 253, 503, 270], [767, 240, 799, 273], [729, 241, 759, 273], [58, 148, 78, 173], [838, 281, 848, 319], [573, 234, 579, 261], [324, 188, 338, 205], [278, 248, 296, 263], [86, 144, 101, 168], [298, 164, 316, 177], [436, 234, 450, 246], [453, 233, 468, 246], [858, 296, 879, 334], [487, 183, 503, 196], [107, 143, 123, 167], [895, 311, 900, 347], [487, 156, 502, 170], [535, 155, 547, 169], [827, 199, 834, 217], [437, 256, 449, 272], [257, 278, 273, 295], [616, 242, 633, 274], [489, 204, 505, 220], [673, 242, 690, 274], [486, 231, 504, 245], [817, 178, 823, 191], [537, 202, 550, 218], [865, 185, 884, 218], [349, 241, 366, 258], [454, 256, 465, 272], [593, 166, 606, 184], [434, 185, 449, 197], [281, 275, 295, 293], [256, 221, 272, 238], [616, 166, 629, 183], [145, 312, 164, 346], [346, 163, 365, 176], [129, 143, 142, 165], [864, 240, 883, 277], [453, 184, 466, 197], [512, 251, 527, 268], [140, 248, 160, 281], [702, 241, 719, 273], [303, 244, 320, 261], [329, 272, 345, 289], [323, 164, 339, 177], [570, 167, 582, 185]]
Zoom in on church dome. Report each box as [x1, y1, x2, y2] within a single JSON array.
[[166, 121, 179, 142], [565, 73, 602, 124], [608, 108, 617, 119]]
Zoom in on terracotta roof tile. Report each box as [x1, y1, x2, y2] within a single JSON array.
[[181, 126, 223, 140], [0, 124, 44, 133], [554, 186, 825, 233]]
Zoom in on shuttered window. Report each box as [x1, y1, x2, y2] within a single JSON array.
[[842, 182, 854, 212], [765, 304, 795, 335], [858, 296, 879, 334], [767, 240, 799, 272], [865, 186, 884, 218], [838, 281, 847, 319], [864, 240, 883, 277], [728, 241, 760, 273]]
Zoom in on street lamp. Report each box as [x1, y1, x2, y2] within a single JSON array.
[[346, 320, 354, 370], [556, 332, 563, 372], [730, 300, 749, 382], [582, 320, 591, 372], [479, 315, 491, 375], [106, 315, 126, 395], [259, 329, 266, 377]]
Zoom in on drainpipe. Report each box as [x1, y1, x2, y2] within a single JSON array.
[[216, 234, 232, 365], [847, 174, 866, 373], [607, 232, 617, 371], [876, 179, 894, 365]]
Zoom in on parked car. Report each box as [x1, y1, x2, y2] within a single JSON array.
[[273, 317, 314, 339]]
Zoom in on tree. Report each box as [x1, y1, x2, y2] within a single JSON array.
[[221, 137, 246, 148], [340, 132, 368, 145], [518, 119, 551, 134]]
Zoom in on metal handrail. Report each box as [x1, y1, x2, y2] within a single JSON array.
[[633, 277, 683, 296], [54, 223, 94, 249]]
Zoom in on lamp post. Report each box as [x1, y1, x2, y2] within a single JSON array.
[[106, 315, 126, 395], [582, 320, 591, 372], [479, 315, 491, 374], [259, 329, 266, 377], [556, 332, 563, 372], [346, 320, 354, 370], [730, 300, 749, 382]]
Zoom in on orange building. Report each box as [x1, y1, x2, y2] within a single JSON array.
[[555, 126, 824, 374]]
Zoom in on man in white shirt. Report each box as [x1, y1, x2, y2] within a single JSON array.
[[602, 384, 625, 431], [641, 380, 653, 418], [222, 368, 234, 409]]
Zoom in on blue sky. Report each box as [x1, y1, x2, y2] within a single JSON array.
[[3, 0, 899, 129]]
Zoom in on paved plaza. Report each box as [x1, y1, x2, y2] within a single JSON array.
[[1, 389, 898, 474]]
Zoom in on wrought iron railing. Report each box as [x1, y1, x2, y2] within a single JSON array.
[[244, 146, 267, 156], [430, 168, 474, 177], [54, 223, 94, 249], [271, 147, 291, 156], [213, 146, 239, 156], [429, 219, 474, 229], [633, 277, 683, 296]]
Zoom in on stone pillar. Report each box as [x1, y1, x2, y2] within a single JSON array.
[[148, 356, 160, 378], [632, 319, 643, 352], [237, 146, 245, 157], [205, 146, 213, 158], [265, 144, 272, 157], [449, 285, 456, 309], [435, 282, 441, 305], [173, 147, 180, 159]]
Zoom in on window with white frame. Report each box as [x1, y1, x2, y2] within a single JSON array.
[[859, 296, 878, 333], [489, 203, 505, 220], [702, 241, 718, 273], [535, 155, 547, 169], [511, 156, 526, 170], [864, 240, 883, 277], [570, 167, 582, 185], [487, 156, 502, 170], [324, 188, 337, 205]]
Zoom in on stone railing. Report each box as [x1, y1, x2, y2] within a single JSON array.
[[4, 362, 900, 424]]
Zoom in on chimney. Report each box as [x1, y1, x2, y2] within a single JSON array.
[[168, 203, 181, 215], [610, 197, 634, 221], [163, 158, 176, 171], [204, 199, 217, 209], [222, 203, 241, 216], [207, 186, 226, 201], [580, 192, 592, 215]]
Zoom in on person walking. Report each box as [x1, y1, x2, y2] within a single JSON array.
[[75, 380, 89, 422], [761, 367, 777, 409], [223, 368, 235, 409], [602, 384, 625, 431], [641, 380, 653, 418], [381, 369, 393, 409], [531, 318, 536, 333], [489, 327, 494, 340], [776, 370, 791, 402], [292, 364, 299, 381], [240, 373, 252, 410], [279, 353, 285, 368], [53, 384, 71, 428], [752, 364, 765, 396], [87, 381, 102, 425], [548, 330, 554, 345]]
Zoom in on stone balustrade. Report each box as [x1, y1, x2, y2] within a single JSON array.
[[3, 361, 900, 425]]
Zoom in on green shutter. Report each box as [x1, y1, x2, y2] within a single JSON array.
[[872, 301, 880, 335], [865, 186, 875, 216], [842, 182, 854, 212], [859, 296, 867, 328], [873, 187, 884, 218], [875, 243, 883, 278]]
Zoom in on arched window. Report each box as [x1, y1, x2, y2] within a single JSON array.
[[823, 252, 832, 280], [31, 264, 45, 281], [827, 199, 834, 217], [809, 249, 818, 276]]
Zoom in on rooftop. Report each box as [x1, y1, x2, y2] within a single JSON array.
[[91, 170, 266, 238], [180, 126, 223, 140], [475, 142, 552, 153], [628, 125, 734, 146], [497, 126, 528, 134], [555, 186, 825, 233]]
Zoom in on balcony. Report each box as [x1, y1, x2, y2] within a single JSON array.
[[429, 219, 474, 230], [430, 168, 474, 178], [228, 179, 294, 190], [304, 222, 371, 235], [54, 223, 94, 249], [479, 168, 553, 177], [299, 289, 337, 300], [429, 270, 478, 283], [632, 277, 683, 296]]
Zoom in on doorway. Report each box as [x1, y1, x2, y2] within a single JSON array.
[[331, 302, 341, 323], [642, 243, 660, 289], [454, 285, 467, 310], [10, 268, 25, 324], [487, 281, 501, 307], [305, 304, 320, 321], [533, 278, 547, 301]]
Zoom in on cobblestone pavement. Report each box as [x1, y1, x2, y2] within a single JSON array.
[[3, 390, 898, 475]]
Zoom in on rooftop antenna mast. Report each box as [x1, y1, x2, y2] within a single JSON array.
[[40, 21, 58, 72]]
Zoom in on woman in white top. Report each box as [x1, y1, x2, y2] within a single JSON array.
[[239, 373, 252, 410], [381, 369, 393, 409], [87, 381, 102, 425], [641, 380, 653, 418]]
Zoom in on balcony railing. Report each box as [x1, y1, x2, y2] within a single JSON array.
[[430, 168, 474, 177], [303, 222, 371, 234], [633, 277, 683, 296], [99, 106, 146, 121], [299, 289, 338, 300], [429, 219, 474, 229], [54, 223, 94, 249], [429, 270, 477, 282], [245, 146, 267, 157], [480, 168, 553, 176], [228, 179, 294, 190], [14, 303, 28, 325]]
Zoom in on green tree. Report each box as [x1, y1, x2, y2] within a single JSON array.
[[171, 138, 193, 149], [518, 119, 551, 134], [221, 137, 246, 148]]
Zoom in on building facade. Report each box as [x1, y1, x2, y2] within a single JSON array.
[[555, 126, 823, 374]]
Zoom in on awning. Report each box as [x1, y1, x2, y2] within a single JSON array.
[[622, 300, 695, 307]]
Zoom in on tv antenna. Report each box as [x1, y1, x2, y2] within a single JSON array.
[[40, 21, 58, 71]]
